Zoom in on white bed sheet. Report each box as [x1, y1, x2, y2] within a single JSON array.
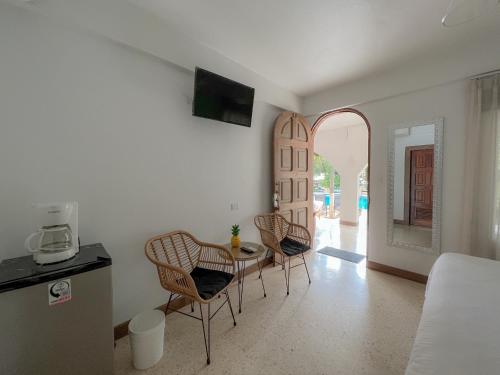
[[406, 253, 500, 375]]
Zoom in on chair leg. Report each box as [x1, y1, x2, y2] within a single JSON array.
[[301, 252, 311, 284], [283, 258, 289, 295], [199, 303, 211, 365], [191, 301, 194, 312], [225, 290, 237, 326], [287, 257, 291, 295], [208, 303, 211, 365], [165, 293, 173, 315]]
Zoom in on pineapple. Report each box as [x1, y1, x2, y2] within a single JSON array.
[[231, 224, 241, 248]]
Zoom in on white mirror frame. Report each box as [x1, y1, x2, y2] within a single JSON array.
[[387, 118, 444, 254]]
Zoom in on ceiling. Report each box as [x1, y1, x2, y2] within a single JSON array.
[[130, 0, 500, 96]]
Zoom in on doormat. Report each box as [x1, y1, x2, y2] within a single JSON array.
[[317, 247, 366, 264]]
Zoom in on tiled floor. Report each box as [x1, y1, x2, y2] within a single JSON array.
[[315, 210, 367, 255], [114, 248, 424, 375]]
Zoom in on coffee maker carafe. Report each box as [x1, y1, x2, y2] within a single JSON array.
[[25, 202, 79, 265]]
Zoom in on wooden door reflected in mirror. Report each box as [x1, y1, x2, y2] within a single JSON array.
[[387, 120, 443, 253]]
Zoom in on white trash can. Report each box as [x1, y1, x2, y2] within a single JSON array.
[[128, 309, 165, 370]]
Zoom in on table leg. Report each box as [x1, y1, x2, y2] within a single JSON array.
[[236, 261, 241, 313], [238, 260, 246, 313], [257, 258, 267, 298]]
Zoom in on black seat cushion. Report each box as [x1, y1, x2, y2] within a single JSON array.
[[190, 267, 233, 300], [280, 237, 310, 256]]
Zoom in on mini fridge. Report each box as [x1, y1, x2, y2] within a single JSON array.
[[0, 243, 113, 375]]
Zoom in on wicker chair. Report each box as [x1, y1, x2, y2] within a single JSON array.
[[144, 230, 237, 365], [254, 213, 311, 295]]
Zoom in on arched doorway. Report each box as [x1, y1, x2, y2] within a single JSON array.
[[312, 108, 371, 261]]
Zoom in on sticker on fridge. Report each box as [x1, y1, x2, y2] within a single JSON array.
[[48, 279, 72, 306]]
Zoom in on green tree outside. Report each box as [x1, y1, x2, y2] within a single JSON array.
[[314, 154, 340, 191]]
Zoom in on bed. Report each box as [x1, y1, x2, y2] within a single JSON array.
[[406, 253, 500, 375]]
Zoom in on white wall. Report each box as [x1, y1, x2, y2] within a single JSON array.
[[305, 80, 467, 275], [315, 125, 368, 223], [3, 0, 301, 112], [0, 4, 290, 324], [393, 125, 435, 221]]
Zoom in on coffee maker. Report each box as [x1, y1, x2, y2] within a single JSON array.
[[25, 202, 79, 265]]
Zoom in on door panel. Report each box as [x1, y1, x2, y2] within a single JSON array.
[[296, 121, 308, 141], [296, 207, 308, 227], [296, 148, 308, 171], [295, 179, 308, 202], [410, 147, 434, 227], [280, 146, 292, 171], [281, 119, 293, 139], [279, 179, 293, 203], [273, 112, 313, 235]]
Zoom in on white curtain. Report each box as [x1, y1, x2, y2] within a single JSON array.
[[463, 74, 500, 259]]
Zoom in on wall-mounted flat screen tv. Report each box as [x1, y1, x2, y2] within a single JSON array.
[[192, 67, 255, 127]]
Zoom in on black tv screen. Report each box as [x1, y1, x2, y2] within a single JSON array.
[[192, 67, 255, 127]]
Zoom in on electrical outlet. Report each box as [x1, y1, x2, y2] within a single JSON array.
[[230, 202, 239, 211]]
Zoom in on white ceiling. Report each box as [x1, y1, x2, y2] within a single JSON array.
[[130, 0, 500, 96]]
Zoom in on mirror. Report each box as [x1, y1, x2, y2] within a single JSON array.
[[387, 119, 443, 253]]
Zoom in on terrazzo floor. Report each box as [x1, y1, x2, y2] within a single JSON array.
[[114, 252, 424, 375]]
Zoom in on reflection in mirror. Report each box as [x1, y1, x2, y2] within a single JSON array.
[[387, 120, 443, 253]]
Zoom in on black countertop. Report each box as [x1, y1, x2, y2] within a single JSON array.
[[0, 243, 111, 294]]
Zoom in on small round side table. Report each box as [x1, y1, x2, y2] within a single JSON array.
[[224, 242, 267, 313]]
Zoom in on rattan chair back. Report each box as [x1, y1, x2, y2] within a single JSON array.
[[254, 213, 289, 242], [145, 230, 235, 303], [146, 231, 199, 272]]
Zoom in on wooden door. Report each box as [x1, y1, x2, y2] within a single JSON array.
[[410, 147, 434, 227], [273, 112, 313, 234]]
